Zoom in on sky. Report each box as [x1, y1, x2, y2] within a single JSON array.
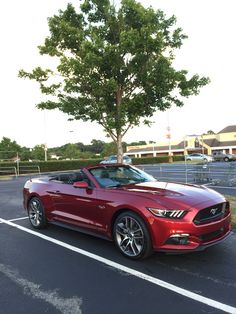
[[0, 0, 235, 148]]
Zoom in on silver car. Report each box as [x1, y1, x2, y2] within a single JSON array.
[[100, 155, 132, 164], [185, 153, 213, 162]]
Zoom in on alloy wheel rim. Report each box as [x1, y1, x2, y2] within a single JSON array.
[[115, 216, 144, 257], [29, 199, 42, 227]]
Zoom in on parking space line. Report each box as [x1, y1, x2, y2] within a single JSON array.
[[9, 216, 28, 222], [0, 217, 236, 314], [0, 216, 28, 224]]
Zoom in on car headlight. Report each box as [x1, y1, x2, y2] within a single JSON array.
[[147, 208, 187, 219]]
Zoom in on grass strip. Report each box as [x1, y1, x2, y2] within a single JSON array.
[[224, 195, 236, 230]]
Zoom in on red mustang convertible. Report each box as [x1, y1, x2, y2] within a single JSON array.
[[23, 164, 231, 259]]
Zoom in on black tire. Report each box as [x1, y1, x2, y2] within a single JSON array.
[[113, 211, 153, 260], [224, 157, 229, 162], [27, 197, 47, 229]]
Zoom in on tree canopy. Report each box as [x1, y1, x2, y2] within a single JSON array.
[[0, 137, 21, 159], [19, 0, 209, 162]]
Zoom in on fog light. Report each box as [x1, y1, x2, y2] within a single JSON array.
[[166, 234, 189, 245]]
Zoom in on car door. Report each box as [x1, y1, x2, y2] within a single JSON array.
[[48, 173, 107, 234]]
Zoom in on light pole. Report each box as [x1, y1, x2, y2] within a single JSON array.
[[166, 111, 172, 162], [44, 144, 48, 162], [201, 135, 204, 154]]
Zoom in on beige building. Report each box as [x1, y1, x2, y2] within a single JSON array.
[[126, 125, 236, 158]]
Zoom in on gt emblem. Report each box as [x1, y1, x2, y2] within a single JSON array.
[[210, 208, 218, 215]]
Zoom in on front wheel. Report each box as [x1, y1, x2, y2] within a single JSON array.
[[224, 157, 229, 162], [28, 197, 47, 229], [113, 211, 152, 260]]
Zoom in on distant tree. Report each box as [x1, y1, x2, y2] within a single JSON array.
[[31, 145, 46, 161], [76, 142, 86, 152], [128, 141, 147, 146], [89, 139, 105, 154], [20, 148, 32, 161], [19, 0, 209, 163], [102, 141, 117, 156], [206, 130, 215, 135], [202, 130, 215, 135], [0, 137, 21, 159], [102, 141, 127, 156], [63, 143, 81, 159]]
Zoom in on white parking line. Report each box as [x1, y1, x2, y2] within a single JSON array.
[[0, 217, 236, 314], [0, 216, 28, 223], [9, 216, 28, 222]]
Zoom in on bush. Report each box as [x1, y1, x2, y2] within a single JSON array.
[[36, 159, 102, 172], [0, 159, 103, 175], [132, 155, 184, 165]]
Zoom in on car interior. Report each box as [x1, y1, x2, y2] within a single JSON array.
[[49, 171, 90, 185]]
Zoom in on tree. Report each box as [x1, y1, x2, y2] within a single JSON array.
[[20, 147, 33, 161], [32, 145, 46, 161], [0, 137, 21, 160], [89, 139, 105, 154], [128, 141, 147, 146], [101, 141, 117, 157], [206, 130, 215, 135], [19, 0, 209, 163], [63, 143, 81, 159]]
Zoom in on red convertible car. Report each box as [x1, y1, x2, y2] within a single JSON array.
[[23, 164, 231, 259]]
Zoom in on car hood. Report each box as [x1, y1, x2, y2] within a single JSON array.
[[122, 181, 224, 209]]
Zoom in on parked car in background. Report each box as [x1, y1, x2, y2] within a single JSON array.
[[100, 155, 132, 164], [185, 153, 213, 162], [212, 151, 236, 162]]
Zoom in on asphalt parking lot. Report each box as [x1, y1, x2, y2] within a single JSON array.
[[1, 173, 236, 314]]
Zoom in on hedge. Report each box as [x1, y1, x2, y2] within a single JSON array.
[[0, 155, 184, 175], [132, 155, 184, 165], [0, 159, 102, 175]]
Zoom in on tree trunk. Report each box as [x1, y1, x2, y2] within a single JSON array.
[[117, 133, 123, 163]]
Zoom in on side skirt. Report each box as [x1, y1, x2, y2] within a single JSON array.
[[49, 220, 112, 242]]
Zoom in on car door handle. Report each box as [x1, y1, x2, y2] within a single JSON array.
[[47, 190, 61, 194], [98, 205, 106, 209]]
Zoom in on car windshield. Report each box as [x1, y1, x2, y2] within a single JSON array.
[[89, 165, 156, 187]]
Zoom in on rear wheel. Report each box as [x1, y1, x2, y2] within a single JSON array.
[[224, 157, 229, 162], [113, 211, 152, 260], [28, 197, 47, 229]]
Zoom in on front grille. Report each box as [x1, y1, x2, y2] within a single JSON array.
[[193, 202, 229, 225]]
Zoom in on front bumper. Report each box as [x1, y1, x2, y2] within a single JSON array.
[[157, 230, 232, 253], [150, 212, 231, 252]]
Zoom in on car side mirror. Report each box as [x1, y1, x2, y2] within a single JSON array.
[[73, 181, 89, 189]]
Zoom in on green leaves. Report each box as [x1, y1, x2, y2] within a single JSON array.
[[19, 67, 53, 82], [19, 0, 209, 159]]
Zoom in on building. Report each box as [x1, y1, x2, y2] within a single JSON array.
[[126, 125, 236, 158]]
